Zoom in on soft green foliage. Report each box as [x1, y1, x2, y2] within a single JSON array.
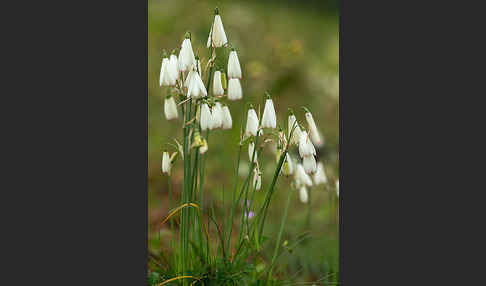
[[149, 0, 339, 285]]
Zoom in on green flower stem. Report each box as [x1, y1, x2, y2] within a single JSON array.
[[225, 144, 242, 256], [267, 187, 293, 283]]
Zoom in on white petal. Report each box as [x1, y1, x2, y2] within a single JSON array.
[[245, 109, 259, 137], [179, 38, 195, 72], [169, 55, 179, 82], [227, 78, 242, 100], [164, 97, 178, 120], [261, 99, 277, 129], [298, 131, 316, 157], [227, 51, 242, 79], [299, 186, 308, 203], [248, 142, 258, 163], [221, 106, 232, 129], [295, 164, 312, 187], [303, 155, 317, 174], [200, 103, 211, 131], [212, 15, 228, 47], [210, 103, 222, 129], [213, 71, 224, 96], [313, 162, 328, 185], [162, 152, 171, 174]]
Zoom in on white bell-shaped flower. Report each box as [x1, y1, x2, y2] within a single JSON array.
[[313, 162, 328, 185], [159, 56, 175, 87], [305, 110, 322, 148], [162, 151, 171, 174], [245, 107, 259, 137], [295, 163, 313, 187], [200, 103, 212, 131], [207, 9, 228, 48], [253, 167, 262, 191], [187, 72, 208, 98], [336, 180, 339, 197], [164, 96, 178, 120], [221, 105, 232, 129], [248, 142, 258, 163], [227, 49, 242, 79], [302, 155, 317, 174], [261, 95, 277, 129], [227, 78, 242, 100], [288, 114, 302, 145], [298, 131, 316, 158], [210, 102, 223, 129], [178, 35, 196, 72], [168, 54, 179, 82], [299, 186, 308, 203], [213, 70, 224, 96]]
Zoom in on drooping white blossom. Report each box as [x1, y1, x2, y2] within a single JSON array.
[[162, 151, 171, 174], [298, 131, 316, 158], [213, 70, 224, 96], [164, 96, 178, 120], [160, 57, 175, 86], [207, 11, 228, 48], [200, 103, 212, 131], [336, 180, 339, 197], [282, 153, 294, 176], [178, 36, 196, 72], [221, 105, 232, 129], [227, 78, 242, 100], [288, 114, 302, 145], [210, 102, 223, 129], [299, 186, 308, 203], [295, 164, 313, 187], [313, 162, 328, 185], [227, 49, 242, 79], [187, 72, 208, 98], [245, 107, 259, 137], [261, 97, 277, 129], [305, 111, 322, 148], [303, 155, 317, 174], [168, 54, 179, 82]]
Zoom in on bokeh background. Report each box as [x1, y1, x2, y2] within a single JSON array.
[[149, 0, 339, 283]]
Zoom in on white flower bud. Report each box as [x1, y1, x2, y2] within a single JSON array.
[[298, 131, 316, 158], [261, 98, 277, 129], [303, 155, 317, 174], [207, 14, 227, 48], [168, 54, 179, 82], [248, 142, 258, 163], [159, 57, 175, 86], [227, 50, 242, 79], [288, 114, 302, 145], [295, 164, 313, 187], [178, 37, 195, 72], [213, 71, 224, 96], [227, 78, 242, 100], [187, 72, 207, 98], [299, 186, 308, 203], [210, 102, 223, 129], [282, 153, 294, 176], [305, 112, 322, 148], [336, 180, 339, 197], [164, 96, 178, 120], [221, 105, 232, 129], [245, 108, 259, 137], [200, 103, 211, 131], [162, 151, 171, 174], [313, 162, 328, 185]]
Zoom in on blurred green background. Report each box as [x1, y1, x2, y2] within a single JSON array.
[[149, 0, 339, 283]]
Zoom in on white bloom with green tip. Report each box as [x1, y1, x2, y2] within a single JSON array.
[[221, 105, 232, 129], [227, 50, 242, 79], [227, 78, 242, 100], [164, 96, 178, 120]]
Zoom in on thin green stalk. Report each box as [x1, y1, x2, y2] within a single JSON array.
[[168, 174, 173, 231], [267, 188, 293, 283], [225, 144, 242, 254]]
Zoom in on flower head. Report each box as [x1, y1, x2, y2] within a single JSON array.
[[261, 94, 277, 129], [253, 166, 262, 191], [210, 102, 223, 129], [159, 52, 176, 86], [295, 163, 312, 187], [299, 186, 308, 203], [298, 131, 316, 158], [213, 70, 224, 96], [162, 151, 171, 174], [288, 114, 302, 145], [221, 105, 232, 129], [178, 34, 196, 72], [248, 141, 258, 163], [336, 180, 339, 197], [227, 49, 242, 79], [282, 153, 294, 176], [302, 155, 317, 174], [304, 109, 322, 148], [227, 78, 242, 100], [207, 9, 228, 48], [187, 72, 208, 98], [168, 53, 179, 82], [164, 96, 178, 120], [245, 107, 259, 137]]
